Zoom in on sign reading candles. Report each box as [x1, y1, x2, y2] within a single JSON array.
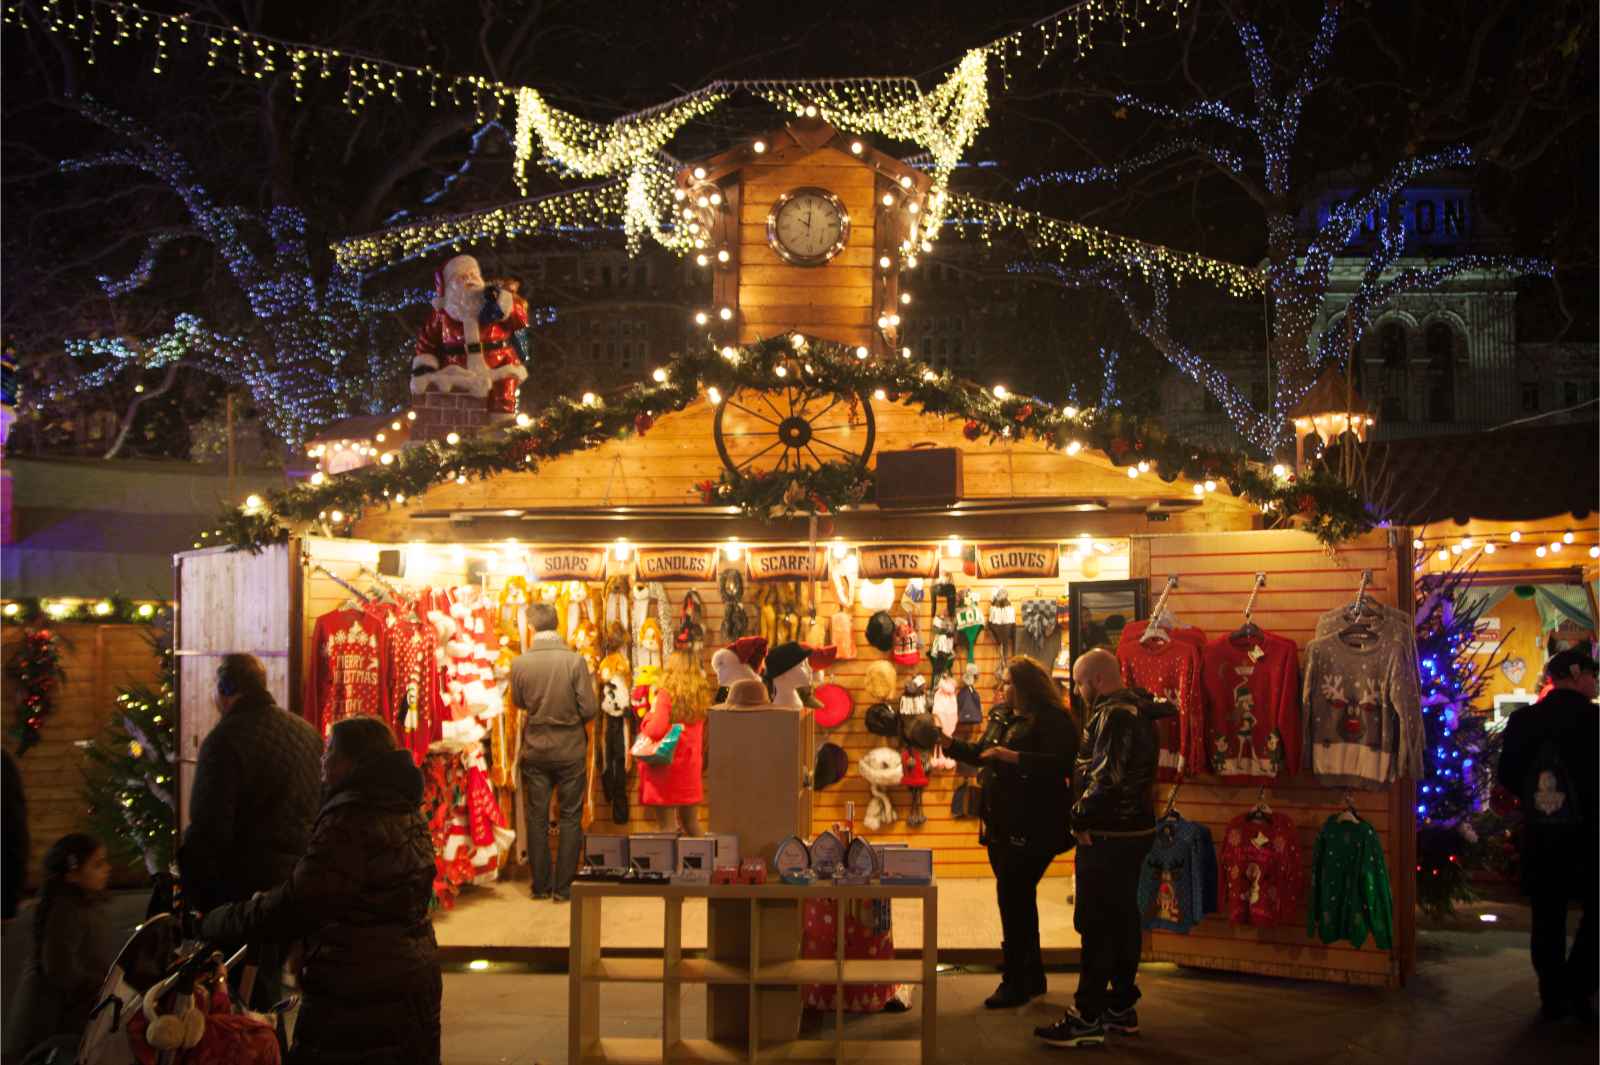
[[633, 547, 720, 582], [975, 543, 1059, 580], [857, 544, 941, 579], [744, 547, 829, 582], [529, 547, 609, 582]]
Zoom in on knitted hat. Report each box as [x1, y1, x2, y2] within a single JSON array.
[[813, 743, 848, 790], [891, 616, 921, 666], [865, 610, 897, 652], [813, 682, 853, 729]]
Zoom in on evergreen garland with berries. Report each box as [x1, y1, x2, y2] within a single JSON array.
[[7, 625, 66, 754], [218, 335, 1373, 550], [83, 620, 179, 874]]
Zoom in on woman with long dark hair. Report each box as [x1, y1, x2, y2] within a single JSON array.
[[3, 832, 113, 1056], [941, 655, 1081, 1008]]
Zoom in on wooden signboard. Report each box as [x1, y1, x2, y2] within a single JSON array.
[[528, 546, 608, 582], [745, 546, 828, 582], [857, 544, 940, 579], [975, 543, 1059, 579], [634, 547, 719, 583]]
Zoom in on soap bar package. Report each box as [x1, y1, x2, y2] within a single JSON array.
[[709, 834, 740, 869], [584, 835, 628, 869], [879, 848, 934, 885]]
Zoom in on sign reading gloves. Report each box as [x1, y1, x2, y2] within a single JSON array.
[[975, 543, 1059, 580]]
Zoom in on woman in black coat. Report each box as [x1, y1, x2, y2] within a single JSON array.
[[941, 655, 1080, 1009], [203, 716, 441, 1065]]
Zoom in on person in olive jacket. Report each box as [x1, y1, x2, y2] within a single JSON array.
[[941, 655, 1080, 1009], [202, 715, 442, 1065], [1036, 648, 1167, 1049]]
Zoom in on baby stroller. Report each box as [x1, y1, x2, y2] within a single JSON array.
[[71, 909, 293, 1065]]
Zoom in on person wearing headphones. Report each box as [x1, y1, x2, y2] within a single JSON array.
[[178, 653, 322, 1010]]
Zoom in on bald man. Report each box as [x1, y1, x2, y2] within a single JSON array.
[[1035, 648, 1166, 1049]]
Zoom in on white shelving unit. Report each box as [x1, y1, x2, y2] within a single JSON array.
[[568, 880, 938, 1065]]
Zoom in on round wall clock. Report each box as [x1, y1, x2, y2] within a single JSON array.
[[767, 187, 850, 266]]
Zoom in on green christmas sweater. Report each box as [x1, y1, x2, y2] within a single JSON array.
[[1306, 815, 1393, 950]]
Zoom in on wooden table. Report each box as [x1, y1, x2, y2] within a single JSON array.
[[569, 880, 939, 1065]]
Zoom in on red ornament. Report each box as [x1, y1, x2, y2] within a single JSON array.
[[1133, 439, 1144, 452], [962, 420, 983, 441], [634, 412, 654, 435], [1296, 493, 1316, 514], [695, 479, 716, 504], [1015, 403, 1033, 422]]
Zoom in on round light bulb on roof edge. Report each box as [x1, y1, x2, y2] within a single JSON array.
[[1204, 479, 1217, 493], [993, 384, 1008, 399], [1536, 545, 1547, 558], [1551, 541, 1563, 553], [1065, 440, 1082, 455], [1193, 483, 1205, 497], [692, 167, 706, 180], [923, 370, 937, 381], [1591, 546, 1599, 559], [1509, 530, 1522, 542], [694, 311, 709, 325], [309, 472, 325, 486], [329, 510, 344, 524], [877, 315, 890, 329], [721, 346, 737, 361], [652, 368, 668, 383], [832, 540, 850, 560], [1138, 460, 1150, 473], [901, 347, 912, 358], [1483, 542, 1496, 554], [696, 254, 709, 267], [244, 494, 263, 510], [445, 432, 460, 445], [391, 420, 402, 431], [774, 365, 788, 378], [855, 346, 869, 360], [873, 388, 887, 401], [581, 392, 597, 407], [673, 189, 686, 201], [95, 600, 113, 616], [717, 249, 730, 263], [1563, 530, 1575, 543], [707, 386, 722, 405], [137, 603, 154, 618], [1438, 548, 1451, 561], [879, 256, 892, 269], [1412, 538, 1424, 550], [752, 140, 767, 154], [900, 293, 911, 305], [882, 193, 895, 207], [804, 105, 818, 117], [850, 141, 863, 154], [1127, 467, 1139, 479], [515, 413, 531, 428], [380, 452, 394, 465], [899, 175, 913, 189]]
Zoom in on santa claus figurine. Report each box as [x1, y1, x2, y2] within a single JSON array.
[[412, 254, 530, 418]]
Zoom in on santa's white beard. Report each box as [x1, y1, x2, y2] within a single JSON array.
[[443, 285, 485, 345]]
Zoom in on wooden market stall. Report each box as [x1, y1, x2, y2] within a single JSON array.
[[175, 390, 1422, 987]]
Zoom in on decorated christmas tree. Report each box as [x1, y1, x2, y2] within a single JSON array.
[[84, 623, 178, 874], [1412, 555, 1510, 916]]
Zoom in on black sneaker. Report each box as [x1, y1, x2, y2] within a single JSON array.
[[553, 892, 571, 903], [1101, 1006, 1139, 1035], [1034, 1009, 1106, 1048], [531, 890, 552, 900]]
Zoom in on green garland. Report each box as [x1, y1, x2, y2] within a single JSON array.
[[1, 598, 171, 626], [218, 336, 1373, 549], [8, 625, 66, 755]]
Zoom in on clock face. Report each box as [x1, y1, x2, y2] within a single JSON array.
[[767, 187, 849, 266]]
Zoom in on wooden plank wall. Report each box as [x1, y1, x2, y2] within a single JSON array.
[[175, 543, 293, 831], [2, 623, 163, 884], [1129, 528, 1417, 988], [736, 146, 877, 349]]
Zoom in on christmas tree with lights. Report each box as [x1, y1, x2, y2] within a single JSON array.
[[1412, 555, 1509, 916], [84, 623, 178, 874]]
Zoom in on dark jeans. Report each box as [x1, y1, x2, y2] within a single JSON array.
[[522, 758, 587, 896], [1531, 887, 1597, 1005], [1073, 833, 1150, 1019], [988, 842, 1055, 976]]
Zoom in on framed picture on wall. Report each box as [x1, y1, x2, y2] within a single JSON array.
[[1069, 579, 1150, 660]]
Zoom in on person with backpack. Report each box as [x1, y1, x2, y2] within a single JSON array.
[[1496, 648, 1598, 1023]]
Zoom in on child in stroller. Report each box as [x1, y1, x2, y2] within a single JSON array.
[[72, 908, 288, 1065]]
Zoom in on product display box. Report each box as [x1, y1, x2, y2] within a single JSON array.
[[879, 847, 934, 885], [675, 838, 715, 883], [627, 835, 676, 874], [710, 833, 740, 869], [584, 834, 628, 870]]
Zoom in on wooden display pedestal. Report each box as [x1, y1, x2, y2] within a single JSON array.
[[568, 882, 938, 1065]]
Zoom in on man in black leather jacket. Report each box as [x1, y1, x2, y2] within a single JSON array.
[[1036, 649, 1167, 1049]]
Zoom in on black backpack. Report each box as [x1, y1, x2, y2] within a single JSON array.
[[1523, 733, 1583, 827]]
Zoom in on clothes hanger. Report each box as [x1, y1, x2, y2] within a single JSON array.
[[1160, 779, 1184, 822], [1230, 573, 1266, 642], [1140, 576, 1179, 645], [1337, 790, 1361, 823], [1246, 784, 1273, 822]]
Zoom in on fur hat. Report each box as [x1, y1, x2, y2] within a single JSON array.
[[864, 703, 900, 737], [813, 742, 848, 790], [862, 660, 899, 703], [900, 713, 943, 751], [865, 610, 897, 653]]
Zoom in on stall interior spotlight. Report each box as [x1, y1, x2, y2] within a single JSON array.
[[613, 539, 631, 562], [831, 540, 851, 560], [724, 539, 742, 562], [943, 536, 963, 558]]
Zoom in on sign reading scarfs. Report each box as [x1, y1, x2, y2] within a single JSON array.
[[528, 547, 609, 582], [744, 547, 829, 582], [975, 543, 1059, 580], [856, 544, 941, 580], [633, 547, 720, 583]]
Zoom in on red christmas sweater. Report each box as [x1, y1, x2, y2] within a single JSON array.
[[371, 603, 445, 765], [1200, 632, 1302, 783], [1116, 635, 1205, 780], [306, 608, 387, 737], [1219, 810, 1303, 927]]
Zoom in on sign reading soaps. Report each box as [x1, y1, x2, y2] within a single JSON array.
[[634, 547, 719, 582], [857, 544, 941, 580], [529, 547, 609, 582], [976, 543, 1059, 580], [746, 547, 829, 582]]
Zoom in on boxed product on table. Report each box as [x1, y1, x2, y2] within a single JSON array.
[[675, 838, 715, 884], [879, 847, 934, 885], [627, 835, 676, 875], [709, 833, 740, 869], [584, 834, 628, 870]]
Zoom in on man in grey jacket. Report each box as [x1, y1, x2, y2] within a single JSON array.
[[512, 602, 598, 901]]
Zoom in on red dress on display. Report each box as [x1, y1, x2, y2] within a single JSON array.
[[638, 691, 705, 807], [305, 608, 388, 737]]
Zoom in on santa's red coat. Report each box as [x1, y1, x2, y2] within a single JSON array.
[[413, 294, 530, 412]]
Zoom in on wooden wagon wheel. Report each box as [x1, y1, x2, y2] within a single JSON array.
[[713, 385, 876, 481]]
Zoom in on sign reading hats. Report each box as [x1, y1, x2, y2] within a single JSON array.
[[857, 544, 941, 579], [528, 546, 609, 582], [975, 543, 1059, 579], [745, 546, 830, 582], [633, 546, 719, 582]]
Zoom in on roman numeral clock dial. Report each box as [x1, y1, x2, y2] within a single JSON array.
[[766, 187, 850, 266]]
